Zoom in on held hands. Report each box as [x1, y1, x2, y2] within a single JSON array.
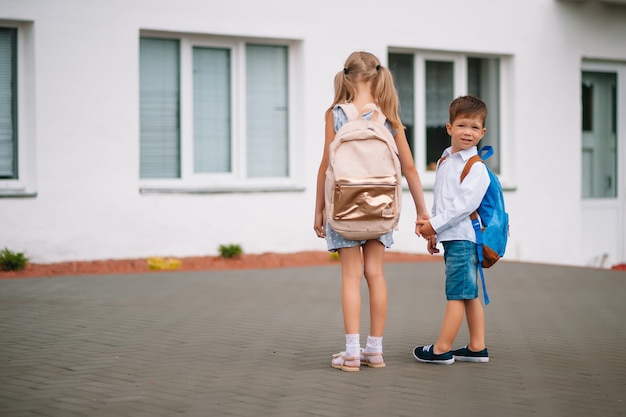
[[416, 219, 435, 237], [416, 218, 440, 254], [414, 214, 433, 239]]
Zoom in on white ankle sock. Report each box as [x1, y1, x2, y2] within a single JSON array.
[[364, 335, 383, 353], [345, 333, 360, 357]]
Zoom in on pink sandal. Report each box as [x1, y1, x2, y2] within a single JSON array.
[[360, 350, 386, 368], [331, 352, 360, 372]]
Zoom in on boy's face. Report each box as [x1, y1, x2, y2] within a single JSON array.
[[446, 114, 486, 153]]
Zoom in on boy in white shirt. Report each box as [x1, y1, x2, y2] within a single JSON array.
[[414, 95, 491, 364]]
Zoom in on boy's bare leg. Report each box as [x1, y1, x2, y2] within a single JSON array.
[[338, 246, 364, 334], [464, 298, 486, 351], [434, 300, 465, 354], [362, 240, 387, 337]]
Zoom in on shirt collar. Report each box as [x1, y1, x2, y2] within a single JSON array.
[[459, 146, 479, 162], [441, 146, 478, 162]]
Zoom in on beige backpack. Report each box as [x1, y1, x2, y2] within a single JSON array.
[[325, 103, 402, 240]]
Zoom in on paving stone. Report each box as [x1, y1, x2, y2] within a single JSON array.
[[0, 262, 625, 417]]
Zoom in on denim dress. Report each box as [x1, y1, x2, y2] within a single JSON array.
[[326, 104, 396, 252]]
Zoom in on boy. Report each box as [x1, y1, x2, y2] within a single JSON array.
[[413, 95, 491, 364]]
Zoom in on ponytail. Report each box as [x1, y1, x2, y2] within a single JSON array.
[[374, 66, 403, 132], [327, 52, 404, 132]]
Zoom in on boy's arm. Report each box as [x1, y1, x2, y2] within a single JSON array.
[[429, 163, 490, 234]]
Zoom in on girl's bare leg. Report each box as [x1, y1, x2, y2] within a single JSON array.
[[362, 240, 387, 337], [338, 246, 364, 334]]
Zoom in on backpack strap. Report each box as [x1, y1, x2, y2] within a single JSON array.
[[471, 216, 490, 305], [337, 103, 360, 121], [461, 146, 494, 214], [460, 155, 483, 182], [338, 102, 387, 124], [478, 145, 494, 160], [436, 155, 447, 169], [462, 148, 493, 305], [460, 155, 484, 222], [361, 103, 387, 124]]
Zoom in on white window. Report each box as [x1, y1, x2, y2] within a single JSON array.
[[0, 22, 34, 197], [0, 27, 17, 181], [581, 70, 617, 199], [388, 51, 505, 185], [139, 33, 299, 193]]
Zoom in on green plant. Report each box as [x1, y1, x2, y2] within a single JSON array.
[[0, 248, 29, 271], [219, 244, 243, 259]]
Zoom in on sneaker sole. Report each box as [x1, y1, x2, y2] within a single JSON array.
[[412, 351, 455, 365], [453, 356, 489, 363]]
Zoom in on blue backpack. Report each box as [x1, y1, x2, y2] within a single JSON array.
[[459, 146, 509, 304]]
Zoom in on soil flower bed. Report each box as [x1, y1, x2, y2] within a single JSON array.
[[0, 251, 439, 279]]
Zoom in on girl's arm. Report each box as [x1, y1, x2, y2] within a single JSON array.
[[393, 128, 430, 238], [313, 110, 336, 238]]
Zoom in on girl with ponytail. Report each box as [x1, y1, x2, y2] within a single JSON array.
[[314, 51, 430, 371]]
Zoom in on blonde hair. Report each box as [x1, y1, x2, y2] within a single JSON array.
[[326, 51, 404, 132]]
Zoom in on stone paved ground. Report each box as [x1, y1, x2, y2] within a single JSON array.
[[0, 261, 625, 417]]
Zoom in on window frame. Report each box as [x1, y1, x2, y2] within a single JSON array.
[[581, 60, 625, 201], [388, 49, 512, 189], [0, 21, 35, 197], [139, 31, 302, 194]]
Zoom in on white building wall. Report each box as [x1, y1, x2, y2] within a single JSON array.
[[1, 0, 625, 266]]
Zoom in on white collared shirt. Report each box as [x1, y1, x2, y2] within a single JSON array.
[[429, 146, 491, 243]]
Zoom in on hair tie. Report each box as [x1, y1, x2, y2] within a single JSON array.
[[376, 64, 381, 71], [343, 68, 349, 75]]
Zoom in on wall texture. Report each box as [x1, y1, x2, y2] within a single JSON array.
[[1, 0, 625, 266]]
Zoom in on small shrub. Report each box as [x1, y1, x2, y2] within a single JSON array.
[[0, 248, 29, 271], [219, 244, 243, 259]]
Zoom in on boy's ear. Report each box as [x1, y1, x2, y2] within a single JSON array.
[[446, 123, 452, 136]]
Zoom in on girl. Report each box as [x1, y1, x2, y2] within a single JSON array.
[[313, 51, 430, 371]]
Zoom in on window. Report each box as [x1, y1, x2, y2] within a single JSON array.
[[140, 33, 296, 192], [140, 38, 180, 179], [0, 22, 33, 196], [0, 27, 17, 180], [581, 71, 617, 199], [389, 52, 502, 176]]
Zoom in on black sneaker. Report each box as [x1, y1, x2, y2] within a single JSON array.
[[450, 345, 489, 363], [413, 345, 454, 365]]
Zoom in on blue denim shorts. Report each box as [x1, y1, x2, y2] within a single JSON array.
[[442, 240, 478, 300]]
